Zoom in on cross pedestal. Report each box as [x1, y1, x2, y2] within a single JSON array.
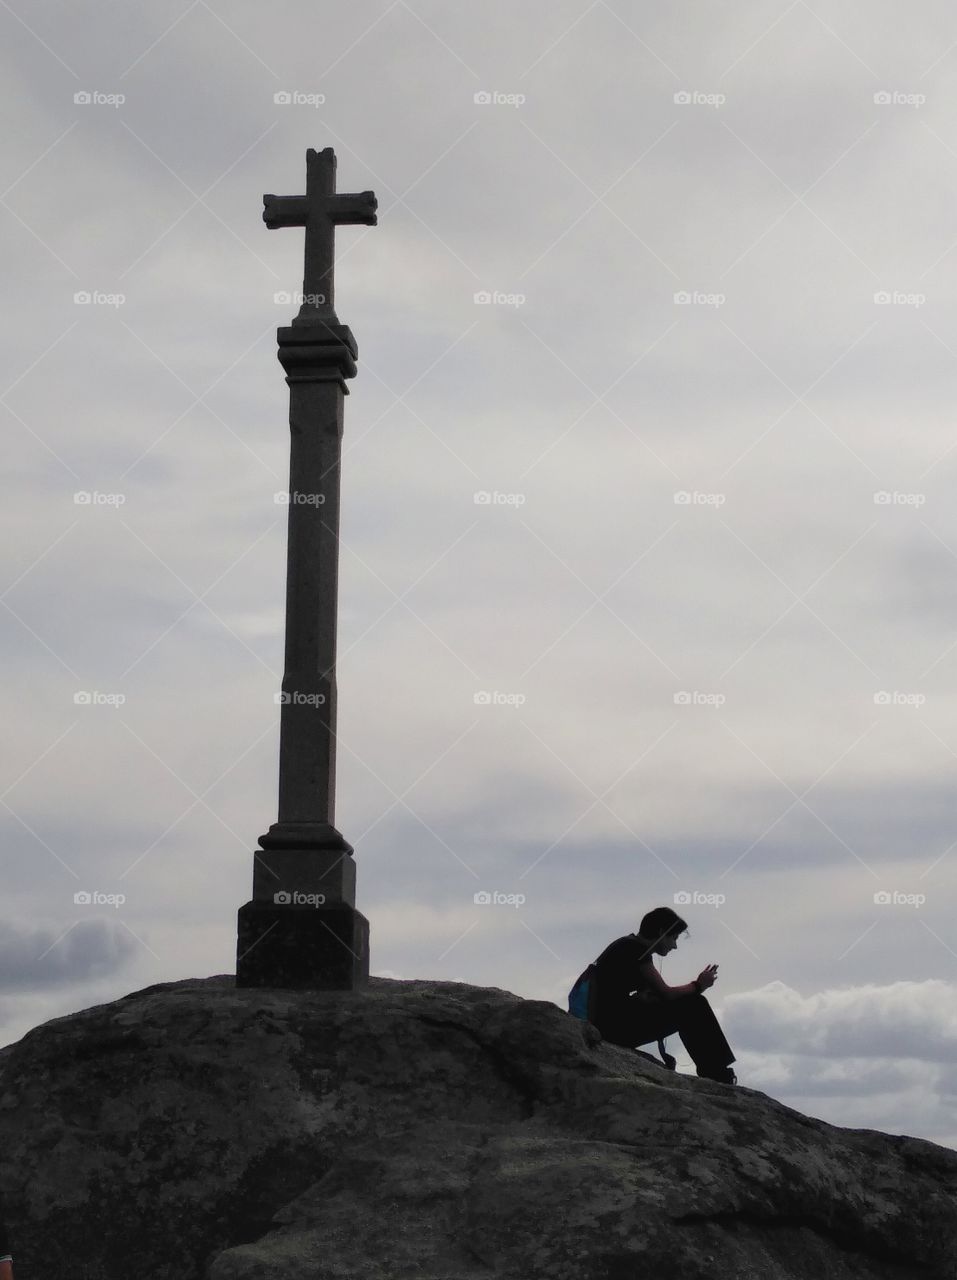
[[236, 150, 375, 989]]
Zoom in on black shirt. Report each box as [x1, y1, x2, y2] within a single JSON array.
[[592, 932, 663, 1027]]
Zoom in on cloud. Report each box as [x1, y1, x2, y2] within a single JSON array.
[[726, 979, 957, 1062], [0, 919, 139, 993]]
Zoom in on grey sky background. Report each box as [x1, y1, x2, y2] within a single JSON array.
[[4, 0, 957, 1147]]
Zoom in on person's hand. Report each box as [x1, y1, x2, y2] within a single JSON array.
[[696, 963, 718, 990]]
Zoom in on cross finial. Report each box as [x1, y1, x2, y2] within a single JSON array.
[[263, 147, 377, 323]]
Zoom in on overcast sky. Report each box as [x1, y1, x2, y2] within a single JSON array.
[[4, 0, 957, 1149]]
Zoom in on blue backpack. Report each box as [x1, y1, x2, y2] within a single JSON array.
[[568, 961, 676, 1070], [567, 963, 598, 1021]]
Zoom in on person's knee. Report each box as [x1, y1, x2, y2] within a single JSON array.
[[670, 992, 709, 1021]]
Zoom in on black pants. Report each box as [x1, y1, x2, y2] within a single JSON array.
[[597, 992, 735, 1074]]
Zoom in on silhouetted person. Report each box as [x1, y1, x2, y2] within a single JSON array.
[[591, 906, 737, 1083]]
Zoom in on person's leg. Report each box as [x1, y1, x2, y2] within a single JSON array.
[[668, 993, 735, 1079], [596, 996, 680, 1051], [595, 994, 736, 1080], [611, 994, 735, 1080]]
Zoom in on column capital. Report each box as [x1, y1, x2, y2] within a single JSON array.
[[258, 820, 354, 855]]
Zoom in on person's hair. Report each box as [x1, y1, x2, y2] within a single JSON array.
[[638, 906, 688, 948]]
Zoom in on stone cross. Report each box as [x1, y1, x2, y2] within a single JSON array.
[[236, 148, 376, 990], [263, 147, 376, 321]]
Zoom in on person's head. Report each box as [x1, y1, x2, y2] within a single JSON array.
[[638, 906, 688, 955]]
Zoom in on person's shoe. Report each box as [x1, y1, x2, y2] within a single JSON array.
[[697, 1065, 737, 1084]]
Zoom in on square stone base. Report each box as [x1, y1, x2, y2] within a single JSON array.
[[251, 848, 356, 907], [235, 901, 369, 989]]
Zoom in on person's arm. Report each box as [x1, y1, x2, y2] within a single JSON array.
[[638, 960, 705, 1000], [0, 1256, 13, 1279]]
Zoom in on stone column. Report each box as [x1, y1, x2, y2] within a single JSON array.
[[236, 320, 369, 989]]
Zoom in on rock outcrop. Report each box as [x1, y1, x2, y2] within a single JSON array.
[[0, 974, 953, 1279]]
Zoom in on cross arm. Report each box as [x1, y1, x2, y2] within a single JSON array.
[[263, 195, 311, 229], [262, 193, 377, 230], [329, 192, 378, 226]]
